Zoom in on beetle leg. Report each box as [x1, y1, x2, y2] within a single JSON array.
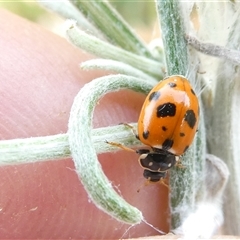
[[137, 177, 169, 193], [136, 149, 150, 155], [175, 156, 185, 169], [105, 140, 135, 152], [119, 123, 139, 139]]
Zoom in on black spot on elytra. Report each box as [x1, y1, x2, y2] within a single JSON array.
[[184, 110, 196, 129], [142, 130, 149, 139], [180, 132, 185, 137], [191, 88, 196, 95], [157, 102, 176, 118], [162, 139, 174, 150], [149, 91, 160, 101], [168, 82, 177, 88], [184, 145, 189, 152], [162, 126, 167, 131]]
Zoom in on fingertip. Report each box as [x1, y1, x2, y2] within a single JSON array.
[[0, 10, 169, 238]]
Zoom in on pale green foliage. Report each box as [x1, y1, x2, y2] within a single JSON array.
[[1, 0, 238, 237]]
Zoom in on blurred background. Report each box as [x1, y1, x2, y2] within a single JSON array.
[[0, 1, 159, 42]]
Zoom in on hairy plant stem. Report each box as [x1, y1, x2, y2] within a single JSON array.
[[156, 0, 205, 230]]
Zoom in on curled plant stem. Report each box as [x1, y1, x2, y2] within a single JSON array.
[[68, 74, 154, 224], [0, 124, 140, 165], [65, 20, 164, 79]]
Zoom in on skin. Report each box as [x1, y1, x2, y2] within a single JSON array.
[[0, 10, 169, 238]]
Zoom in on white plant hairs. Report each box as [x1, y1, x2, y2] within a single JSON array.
[[170, 1, 240, 238], [173, 154, 229, 239], [148, 2, 232, 237], [42, 1, 239, 238]]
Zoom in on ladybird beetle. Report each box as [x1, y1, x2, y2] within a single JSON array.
[[136, 75, 199, 182]]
